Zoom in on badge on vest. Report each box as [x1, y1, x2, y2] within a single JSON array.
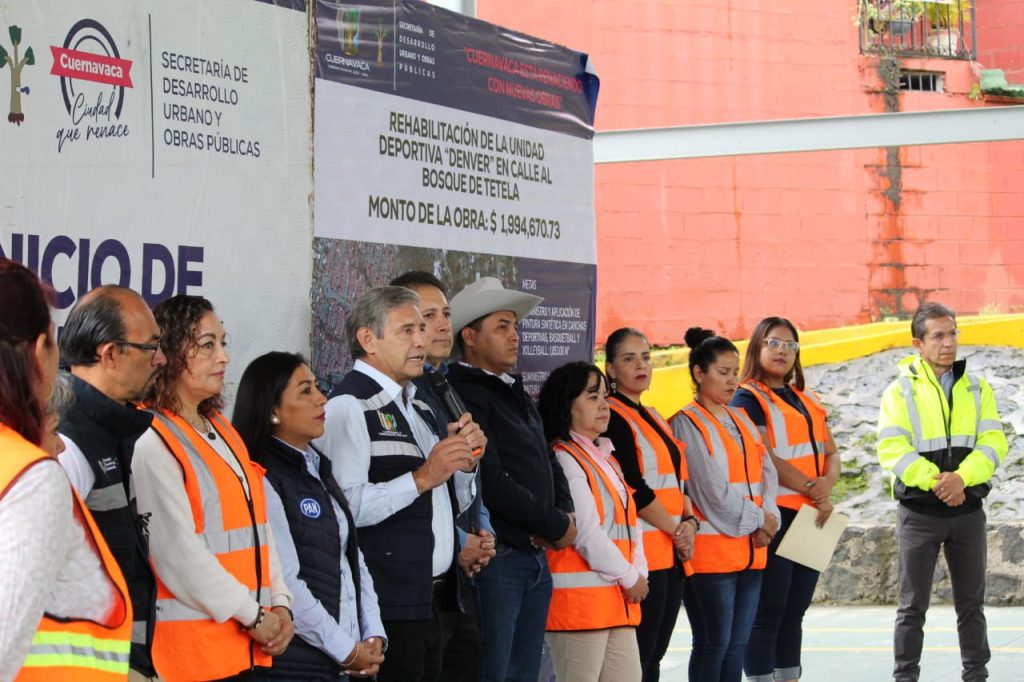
[[376, 410, 403, 438], [299, 498, 321, 518]]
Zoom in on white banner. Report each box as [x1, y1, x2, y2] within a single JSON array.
[[313, 80, 596, 265], [0, 0, 312, 389]]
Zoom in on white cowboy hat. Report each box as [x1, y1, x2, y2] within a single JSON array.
[[450, 277, 544, 333]]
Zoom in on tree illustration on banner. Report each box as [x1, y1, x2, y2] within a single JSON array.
[[0, 25, 34, 125], [375, 21, 388, 64]]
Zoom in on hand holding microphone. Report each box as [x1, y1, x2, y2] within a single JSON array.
[[428, 369, 486, 458]]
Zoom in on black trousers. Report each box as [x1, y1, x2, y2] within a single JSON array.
[[440, 580, 482, 682], [636, 565, 685, 682]]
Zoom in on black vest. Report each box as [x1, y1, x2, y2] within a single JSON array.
[[259, 438, 362, 681], [331, 368, 457, 620], [57, 375, 157, 676]]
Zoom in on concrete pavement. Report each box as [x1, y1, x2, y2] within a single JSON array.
[[661, 605, 1024, 681]]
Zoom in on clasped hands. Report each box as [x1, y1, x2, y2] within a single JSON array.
[[672, 519, 696, 561], [246, 605, 294, 656], [933, 471, 966, 507], [458, 529, 497, 577]]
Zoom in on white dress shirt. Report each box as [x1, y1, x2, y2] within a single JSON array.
[[315, 360, 474, 577]]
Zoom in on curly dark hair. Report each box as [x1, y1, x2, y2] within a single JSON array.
[[143, 295, 224, 417], [538, 361, 608, 443]]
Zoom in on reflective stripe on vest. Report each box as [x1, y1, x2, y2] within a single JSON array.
[[607, 398, 686, 571], [146, 410, 272, 681], [678, 404, 767, 574], [356, 387, 429, 460], [896, 375, 980, 463], [546, 439, 641, 631], [741, 382, 828, 509], [1, 426, 133, 681]]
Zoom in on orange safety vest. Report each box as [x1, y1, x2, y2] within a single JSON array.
[[0, 425, 132, 681], [607, 397, 688, 572], [674, 404, 767, 574], [146, 411, 272, 681], [740, 381, 829, 510], [546, 438, 642, 632]]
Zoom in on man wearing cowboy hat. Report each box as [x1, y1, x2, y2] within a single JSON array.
[[446, 277, 577, 682]]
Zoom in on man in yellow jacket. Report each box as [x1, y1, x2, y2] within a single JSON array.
[[877, 302, 1008, 682]]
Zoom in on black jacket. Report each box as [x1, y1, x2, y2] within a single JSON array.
[[445, 363, 573, 551], [58, 375, 156, 676]]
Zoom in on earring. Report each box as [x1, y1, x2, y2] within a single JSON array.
[[271, 416, 280, 425], [609, 380, 617, 392]]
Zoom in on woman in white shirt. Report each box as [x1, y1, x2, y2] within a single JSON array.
[[133, 295, 294, 680], [233, 351, 386, 681], [0, 258, 126, 680], [537, 361, 647, 682]]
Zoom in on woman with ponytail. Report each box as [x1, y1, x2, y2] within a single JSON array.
[[669, 327, 779, 682], [603, 327, 696, 682]]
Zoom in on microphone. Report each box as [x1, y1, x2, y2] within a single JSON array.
[[427, 369, 483, 458]]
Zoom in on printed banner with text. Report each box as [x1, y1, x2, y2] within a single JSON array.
[[312, 0, 599, 396], [0, 0, 311, 397]]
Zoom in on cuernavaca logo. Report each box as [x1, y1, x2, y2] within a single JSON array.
[[0, 25, 35, 126], [377, 410, 399, 433], [338, 7, 360, 56], [50, 19, 133, 152]]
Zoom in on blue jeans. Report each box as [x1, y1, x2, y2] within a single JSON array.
[[745, 507, 820, 681], [683, 570, 764, 682], [475, 544, 552, 682]]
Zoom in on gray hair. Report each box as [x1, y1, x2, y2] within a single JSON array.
[[61, 286, 139, 366], [347, 286, 420, 358], [911, 302, 956, 340], [46, 371, 76, 416]]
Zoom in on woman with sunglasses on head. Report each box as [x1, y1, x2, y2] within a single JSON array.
[[0, 259, 132, 680], [233, 352, 386, 681], [730, 317, 839, 682], [132, 295, 294, 680], [602, 328, 696, 682], [669, 328, 779, 682]]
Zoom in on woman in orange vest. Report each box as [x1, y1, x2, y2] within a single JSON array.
[[132, 295, 295, 681], [669, 327, 780, 682], [0, 258, 133, 680], [538, 361, 647, 682], [731, 317, 839, 682], [603, 327, 697, 682]]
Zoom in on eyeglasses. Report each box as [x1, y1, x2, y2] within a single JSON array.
[[765, 337, 800, 354], [117, 340, 161, 354], [924, 329, 958, 343]]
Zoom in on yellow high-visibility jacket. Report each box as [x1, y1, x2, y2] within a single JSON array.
[[877, 355, 1007, 514]]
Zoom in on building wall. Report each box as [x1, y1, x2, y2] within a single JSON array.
[[976, 0, 1024, 82], [477, 1, 1024, 344]]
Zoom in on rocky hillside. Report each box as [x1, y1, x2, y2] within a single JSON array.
[[804, 345, 1024, 523]]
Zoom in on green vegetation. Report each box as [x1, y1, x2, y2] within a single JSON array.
[[833, 470, 870, 502]]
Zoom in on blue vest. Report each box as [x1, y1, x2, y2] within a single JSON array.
[[331, 369, 456, 620], [259, 438, 362, 680]]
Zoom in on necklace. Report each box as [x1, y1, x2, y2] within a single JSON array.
[[182, 413, 217, 440]]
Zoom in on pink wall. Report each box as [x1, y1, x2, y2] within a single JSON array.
[[478, 1, 1024, 344]]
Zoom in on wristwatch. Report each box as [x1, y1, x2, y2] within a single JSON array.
[[682, 514, 701, 532]]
